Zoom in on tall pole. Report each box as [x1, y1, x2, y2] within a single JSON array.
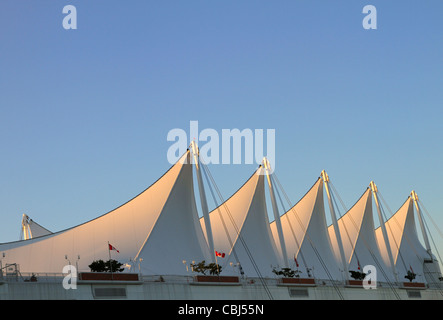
[[108, 242, 114, 280], [321, 170, 349, 281], [370, 181, 399, 283], [22, 214, 32, 240], [263, 158, 289, 268], [191, 141, 216, 263], [411, 191, 432, 257]]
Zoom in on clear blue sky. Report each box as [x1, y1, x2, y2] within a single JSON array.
[[1, 1, 442, 259]]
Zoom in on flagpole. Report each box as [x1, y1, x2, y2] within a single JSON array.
[[215, 252, 220, 277], [108, 242, 114, 280], [294, 254, 299, 269]]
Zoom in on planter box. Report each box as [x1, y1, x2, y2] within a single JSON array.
[[278, 277, 316, 287], [79, 272, 139, 281], [281, 278, 315, 285], [346, 280, 364, 287], [402, 282, 426, 289], [194, 275, 239, 283]]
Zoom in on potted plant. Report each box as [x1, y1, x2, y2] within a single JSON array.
[[272, 266, 315, 285], [402, 270, 425, 288], [272, 266, 301, 278], [347, 270, 366, 286], [79, 259, 139, 281], [191, 260, 239, 283], [404, 270, 416, 282], [191, 260, 221, 275]]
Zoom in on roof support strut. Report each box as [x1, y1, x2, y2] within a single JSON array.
[[411, 191, 433, 258], [321, 170, 349, 281], [370, 181, 399, 283], [21, 214, 32, 240], [263, 157, 289, 268], [191, 141, 216, 263]]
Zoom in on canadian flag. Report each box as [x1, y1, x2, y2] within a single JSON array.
[[109, 243, 119, 253], [215, 250, 225, 258]]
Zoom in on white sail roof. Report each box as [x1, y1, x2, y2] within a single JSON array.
[[28, 219, 52, 238], [270, 178, 342, 281], [328, 188, 395, 282], [0, 151, 210, 275], [201, 166, 282, 277], [0, 152, 438, 284], [375, 197, 430, 283]]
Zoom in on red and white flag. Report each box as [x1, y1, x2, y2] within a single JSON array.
[[215, 250, 225, 258], [109, 243, 119, 253]]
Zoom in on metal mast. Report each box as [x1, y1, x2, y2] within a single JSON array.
[[370, 181, 399, 283], [263, 157, 289, 268], [191, 141, 216, 263], [321, 170, 349, 281], [411, 191, 432, 257], [21, 214, 32, 240]]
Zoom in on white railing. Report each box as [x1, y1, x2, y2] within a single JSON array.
[[2, 272, 65, 283], [2, 271, 440, 292]]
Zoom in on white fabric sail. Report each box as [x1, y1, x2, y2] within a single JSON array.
[[0, 151, 210, 275], [270, 178, 342, 281], [375, 197, 430, 283], [0, 153, 438, 284], [328, 188, 395, 282], [28, 219, 52, 238], [201, 166, 282, 277]]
